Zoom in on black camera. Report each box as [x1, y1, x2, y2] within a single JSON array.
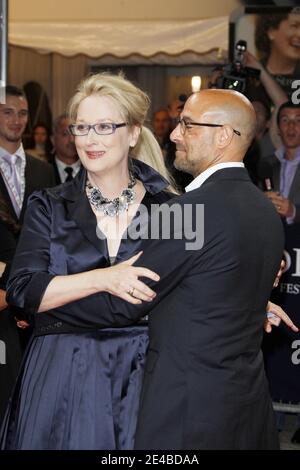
[[212, 40, 261, 94]]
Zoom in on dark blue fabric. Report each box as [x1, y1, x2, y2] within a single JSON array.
[[2, 328, 148, 450], [1, 159, 171, 449]]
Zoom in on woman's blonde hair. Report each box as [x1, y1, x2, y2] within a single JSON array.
[[131, 126, 178, 193], [68, 72, 178, 193]]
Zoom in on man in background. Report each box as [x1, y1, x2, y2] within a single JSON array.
[[52, 114, 80, 184], [0, 85, 55, 423]]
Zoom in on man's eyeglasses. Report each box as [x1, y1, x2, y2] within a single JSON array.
[[177, 118, 241, 136], [69, 122, 127, 136]]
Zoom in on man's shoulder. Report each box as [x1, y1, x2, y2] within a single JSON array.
[[25, 153, 56, 185], [25, 152, 52, 170], [26, 183, 68, 211]]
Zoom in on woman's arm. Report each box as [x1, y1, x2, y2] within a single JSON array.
[[244, 51, 288, 149], [244, 51, 288, 108], [38, 253, 159, 312], [6, 192, 159, 315]]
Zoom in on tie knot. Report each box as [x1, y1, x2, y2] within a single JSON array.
[[1, 153, 21, 175], [64, 166, 74, 182]]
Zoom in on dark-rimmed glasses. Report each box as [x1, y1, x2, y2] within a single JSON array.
[[177, 118, 241, 136], [69, 122, 127, 136]]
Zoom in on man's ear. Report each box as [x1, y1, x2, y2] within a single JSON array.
[[216, 124, 234, 149]]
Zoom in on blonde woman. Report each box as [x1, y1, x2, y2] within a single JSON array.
[[0, 73, 175, 450]]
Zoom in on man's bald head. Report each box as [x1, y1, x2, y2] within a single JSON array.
[[170, 89, 257, 177], [187, 89, 256, 152]]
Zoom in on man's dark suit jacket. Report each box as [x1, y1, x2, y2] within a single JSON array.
[[0, 153, 56, 226], [0, 153, 55, 422], [7, 167, 284, 449], [0, 153, 56, 282]]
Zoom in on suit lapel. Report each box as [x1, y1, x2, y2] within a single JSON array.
[[19, 155, 35, 222]]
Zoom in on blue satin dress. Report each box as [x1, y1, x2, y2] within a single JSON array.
[[1, 160, 171, 450]]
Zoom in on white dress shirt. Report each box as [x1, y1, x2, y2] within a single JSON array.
[[185, 162, 245, 193]]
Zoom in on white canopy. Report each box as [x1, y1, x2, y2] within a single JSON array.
[[9, 17, 228, 64]]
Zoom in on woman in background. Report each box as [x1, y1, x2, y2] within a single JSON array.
[[255, 12, 300, 97], [25, 123, 53, 162]]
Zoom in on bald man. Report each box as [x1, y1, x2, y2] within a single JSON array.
[[12, 90, 284, 449]]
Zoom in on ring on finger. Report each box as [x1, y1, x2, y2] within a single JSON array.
[[128, 287, 134, 296]]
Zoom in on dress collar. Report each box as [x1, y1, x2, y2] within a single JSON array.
[[59, 158, 169, 201]]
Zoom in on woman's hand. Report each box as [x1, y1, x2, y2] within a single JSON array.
[[264, 301, 299, 333], [101, 251, 160, 304]]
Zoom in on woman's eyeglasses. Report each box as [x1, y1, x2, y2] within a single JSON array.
[[69, 122, 127, 136]]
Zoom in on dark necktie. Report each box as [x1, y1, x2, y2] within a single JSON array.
[[64, 166, 74, 182]]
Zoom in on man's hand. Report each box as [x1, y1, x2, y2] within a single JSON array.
[[265, 191, 295, 218], [273, 259, 285, 288], [15, 318, 30, 329], [264, 301, 299, 333]]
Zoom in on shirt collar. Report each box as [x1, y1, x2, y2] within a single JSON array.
[[55, 156, 81, 171], [185, 162, 245, 192], [275, 146, 300, 164], [0, 143, 26, 163]]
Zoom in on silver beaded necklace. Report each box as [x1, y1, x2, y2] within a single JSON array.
[[86, 172, 137, 217]]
